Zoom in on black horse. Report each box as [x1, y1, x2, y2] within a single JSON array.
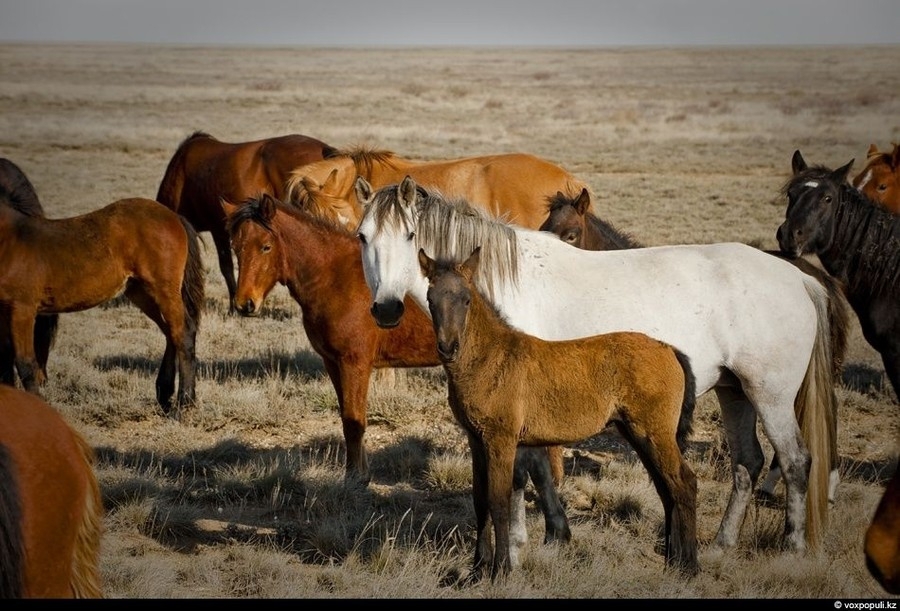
[[0, 159, 59, 386], [777, 149, 900, 402]]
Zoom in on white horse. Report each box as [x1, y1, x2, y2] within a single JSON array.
[[355, 175, 838, 561]]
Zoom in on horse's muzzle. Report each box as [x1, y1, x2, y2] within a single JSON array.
[[775, 222, 802, 259], [370, 300, 403, 329], [437, 340, 459, 362], [236, 298, 260, 317]]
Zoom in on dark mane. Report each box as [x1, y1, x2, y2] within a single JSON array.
[[227, 193, 356, 238], [786, 168, 900, 297], [0, 158, 44, 216], [332, 146, 401, 176]]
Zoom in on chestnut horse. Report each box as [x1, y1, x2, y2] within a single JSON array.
[[156, 131, 336, 306], [852, 143, 900, 214], [0, 197, 204, 410], [284, 146, 591, 230], [0, 385, 104, 598], [419, 247, 698, 581], [221, 193, 573, 557], [539, 188, 850, 503], [0, 159, 58, 386]]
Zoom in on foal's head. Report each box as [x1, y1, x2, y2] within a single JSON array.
[[539, 188, 591, 246], [418, 247, 481, 363], [853, 143, 900, 214]]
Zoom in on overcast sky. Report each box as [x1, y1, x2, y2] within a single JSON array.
[[0, 0, 898, 47]]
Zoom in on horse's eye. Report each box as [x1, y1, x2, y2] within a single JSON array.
[[357, 233, 367, 245], [564, 232, 578, 243], [824, 195, 832, 204], [878, 183, 888, 192], [262, 244, 272, 253], [407, 231, 415, 242]]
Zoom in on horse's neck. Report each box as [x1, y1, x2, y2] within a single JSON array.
[[585, 213, 640, 250], [451, 289, 518, 378], [277, 211, 356, 299]]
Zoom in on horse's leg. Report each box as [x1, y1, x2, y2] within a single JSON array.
[[879, 346, 900, 404], [486, 437, 516, 580], [322, 358, 371, 485], [614, 421, 699, 576], [712, 387, 765, 550], [9, 305, 42, 394], [467, 432, 493, 582], [33, 314, 58, 383], [0, 310, 15, 385], [510, 448, 529, 569], [124, 285, 179, 411], [211, 228, 237, 311], [518, 446, 571, 544]]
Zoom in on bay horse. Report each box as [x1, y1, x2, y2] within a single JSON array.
[[356, 176, 839, 555], [419, 247, 699, 581], [0, 159, 59, 386], [865, 444, 900, 595], [221, 193, 573, 559], [539, 187, 850, 504], [284, 146, 591, 230], [852, 143, 900, 214], [0, 197, 204, 411], [0, 385, 104, 598], [156, 131, 336, 307]]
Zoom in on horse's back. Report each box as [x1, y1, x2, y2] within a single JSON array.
[[0, 386, 103, 598]]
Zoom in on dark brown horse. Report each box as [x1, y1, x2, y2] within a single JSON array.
[[865, 445, 900, 595], [0, 385, 104, 598], [0, 159, 58, 385], [156, 131, 336, 307], [853, 143, 900, 214], [540, 187, 850, 503], [419, 247, 698, 581], [0, 197, 204, 410], [222, 193, 572, 551]]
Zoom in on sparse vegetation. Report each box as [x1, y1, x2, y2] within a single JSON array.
[[1, 43, 899, 598]]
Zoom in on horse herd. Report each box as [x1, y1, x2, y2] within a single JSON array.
[[0, 132, 898, 596]]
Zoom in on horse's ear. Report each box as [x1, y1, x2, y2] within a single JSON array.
[[417, 248, 435, 279], [833, 159, 855, 184], [398, 175, 418, 207], [791, 150, 808, 175], [220, 197, 238, 218], [461, 246, 481, 280], [575, 189, 590, 215], [258, 193, 276, 221], [354, 176, 373, 205], [322, 168, 339, 191], [866, 143, 881, 159]]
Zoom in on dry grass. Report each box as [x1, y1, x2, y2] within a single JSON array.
[[1, 42, 900, 599]]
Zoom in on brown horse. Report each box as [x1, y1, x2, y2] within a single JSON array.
[[0, 385, 104, 598], [284, 146, 591, 230], [540, 187, 850, 504], [156, 131, 336, 306], [419, 247, 699, 581], [852, 143, 900, 214], [0, 159, 58, 386], [0, 197, 204, 410], [865, 452, 900, 595], [222, 193, 573, 550]]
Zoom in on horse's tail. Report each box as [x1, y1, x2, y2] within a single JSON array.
[[797, 275, 839, 549], [179, 217, 206, 326], [69, 431, 104, 599], [0, 443, 26, 599], [673, 348, 697, 453]]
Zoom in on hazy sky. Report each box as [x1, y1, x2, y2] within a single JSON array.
[[0, 0, 898, 47]]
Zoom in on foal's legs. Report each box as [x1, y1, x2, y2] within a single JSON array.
[[516, 446, 571, 544], [8, 304, 43, 393], [712, 387, 766, 550], [467, 433, 493, 581]]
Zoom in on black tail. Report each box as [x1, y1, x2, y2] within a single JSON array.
[[0, 443, 25, 598], [674, 349, 697, 453], [179, 217, 205, 326]]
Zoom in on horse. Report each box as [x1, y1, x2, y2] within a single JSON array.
[[852, 143, 900, 214], [284, 146, 591, 231], [0, 385, 104, 598], [221, 193, 573, 558], [419, 246, 699, 581], [539, 187, 851, 504], [0, 197, 205, 411], [156, 131, 336, 307], [777, 150, 900, 404], [0, 159, 59, 385], [355, 175, 839, 555], [865, 447, 900, 595]]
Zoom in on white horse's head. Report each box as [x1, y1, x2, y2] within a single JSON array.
[[356, 175, 428, 328]]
